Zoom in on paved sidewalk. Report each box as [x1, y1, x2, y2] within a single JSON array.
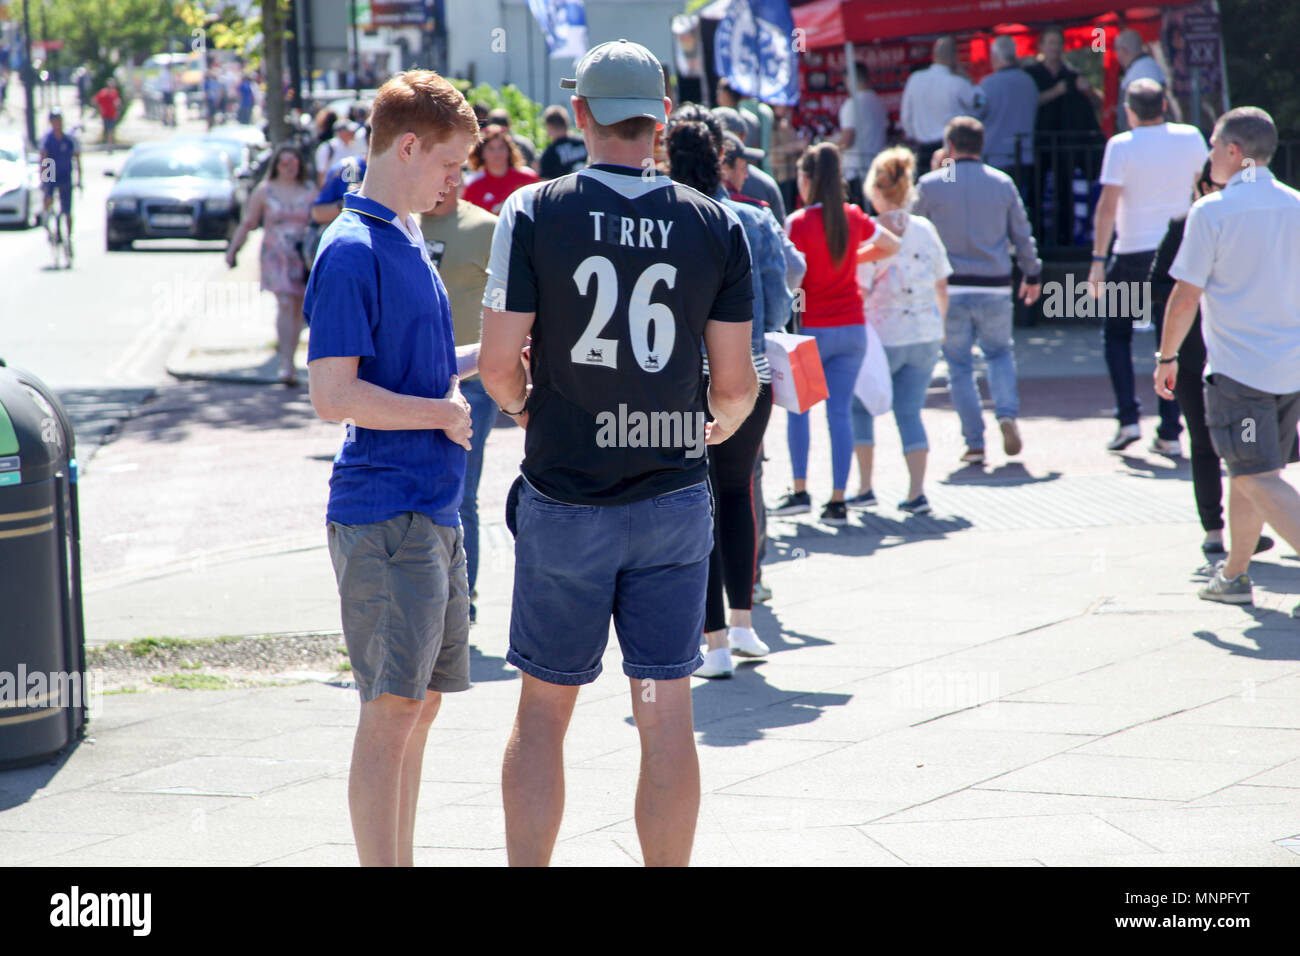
[[4, 323, 1300, 866]]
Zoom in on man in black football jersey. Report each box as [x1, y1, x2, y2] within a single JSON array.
[[479, 39, 758, 867]]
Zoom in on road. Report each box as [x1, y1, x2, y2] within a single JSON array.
[[0, 92, 232, 458]]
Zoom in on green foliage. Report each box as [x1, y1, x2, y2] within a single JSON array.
[[29, 0, 185, 88], [454, 80, 545, 150], [151, 672, 230, 690], [1220, 0, 1300, 136]]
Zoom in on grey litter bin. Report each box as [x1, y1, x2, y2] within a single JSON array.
[[0, 360, 88, 768]]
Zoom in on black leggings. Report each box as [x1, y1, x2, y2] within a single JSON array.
[[705, 381, 772, 633], [1171, 315, 1224, 532]]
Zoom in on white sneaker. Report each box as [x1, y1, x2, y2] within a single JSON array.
[[694, 646, 734, 678], [1149, 437, 1182, 458], [728, 626, 770, 658], [1106, 424, 1141, 451]]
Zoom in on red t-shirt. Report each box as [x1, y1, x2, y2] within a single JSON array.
[[463, 167, 539, 215], [93, 87, 121, 121], [786, 203, 876, 327]]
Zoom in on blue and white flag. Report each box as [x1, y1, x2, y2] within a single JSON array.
[[714, 0, 799, 106], [527, 0, 589, 59]]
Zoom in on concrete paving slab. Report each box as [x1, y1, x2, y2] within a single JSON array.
[[0, 830, 122, 865], [98, 755, 341, 798], [0, 790, 235, 836], [1237, 758, 1300, 789], [1161, 696, 1300, 730], [1071, 723, 1300, 766], [861, 813, 1154, 865], [877, 789, 1180, 824], [1182, 785, 1300, 809], [1098, 803, 1300, 853], [983, 753, 1274, 801], [1036, 846, 1300, 867]]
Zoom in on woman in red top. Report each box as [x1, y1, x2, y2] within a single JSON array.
[[772, 143, 900, 525], [462, 124, 539, 215]]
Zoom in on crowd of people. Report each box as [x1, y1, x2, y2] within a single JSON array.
[[198, 29, 1300, 866]]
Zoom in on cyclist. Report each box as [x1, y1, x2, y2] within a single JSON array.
[[40, 107, 82, 232]]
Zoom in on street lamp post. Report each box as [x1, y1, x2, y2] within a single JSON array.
[[21, 0, 36, 144]]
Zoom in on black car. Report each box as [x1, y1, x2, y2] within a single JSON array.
[[105, 141, 242, 250]]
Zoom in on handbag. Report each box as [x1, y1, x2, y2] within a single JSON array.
[[854, 322, 893, 416], [765, 332, 829, 414]]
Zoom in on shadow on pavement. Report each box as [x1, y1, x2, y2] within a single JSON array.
[[762, 513, 973, 566], [0, 746, 81, 811], [1194, 617, 1300, 662], [87, 380, 322, 445], [692, 667, 853, 747], [469, 644, 517, 683], [940, 462, 1063, 486]]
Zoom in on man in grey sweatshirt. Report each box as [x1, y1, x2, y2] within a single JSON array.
[[914, 116, 1042, 464]]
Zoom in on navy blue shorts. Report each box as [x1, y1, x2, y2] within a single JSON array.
[[507, 477, 713, 685]]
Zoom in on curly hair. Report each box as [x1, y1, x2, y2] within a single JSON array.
[[666, 121, 721, 196], [866, 146, 916, 209]]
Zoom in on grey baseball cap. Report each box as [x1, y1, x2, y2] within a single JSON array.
[[560, 39, 667, 127], [722, 132, 764, 166], [711, 107, 749, 137]]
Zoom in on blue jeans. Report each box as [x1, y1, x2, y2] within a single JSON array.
[[943, 294, 1019, 450], [457, 378, 498, 595], [787, 324, 867, 491], [851, 340, 940, 452]]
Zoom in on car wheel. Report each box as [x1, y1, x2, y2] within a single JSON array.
[[106, 238, 133, 251]]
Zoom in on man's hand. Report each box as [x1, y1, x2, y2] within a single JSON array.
[[704, 418, 734, 446], [1154, 358, 1178, 400], [1075, 75, 1092, 94], [442, 374, 472, 450], [1086, 260, 1106, 297], [1018, 278, 1041, 306]]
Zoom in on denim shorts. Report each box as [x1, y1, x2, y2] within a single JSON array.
[[507, 477, 713, 685]]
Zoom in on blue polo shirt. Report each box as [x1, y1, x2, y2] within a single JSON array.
[[305, 193, 465, 527], [40, 131, 78, 185]]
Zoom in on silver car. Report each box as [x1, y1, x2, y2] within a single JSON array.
[[0, 131, 43, 229]]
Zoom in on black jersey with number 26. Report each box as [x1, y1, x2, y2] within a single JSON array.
[[483, 163, 753, 505]]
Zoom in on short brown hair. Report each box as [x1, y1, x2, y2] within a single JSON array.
[[1125, 78, 1166, 122], [368, 70, 479, 157], [944, 115, 984, 156], [577, 97, 657, 142], [469, 124, 525, 170]]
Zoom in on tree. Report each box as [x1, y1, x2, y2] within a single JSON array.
[[30, 0, 186, 89], [1219, 0, 1300, 135]]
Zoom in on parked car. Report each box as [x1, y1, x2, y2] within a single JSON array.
[[0, 132, 44, 229], [105, 140, 241, 251]]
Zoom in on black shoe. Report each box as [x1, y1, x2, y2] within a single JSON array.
[[1202, 535, 1274, 558], [898, 494, 932, 515], [820, 501, 848, 525], [845, 489, 878, 510], [770, 490, 811, 515], [469, 603, 477, 626]]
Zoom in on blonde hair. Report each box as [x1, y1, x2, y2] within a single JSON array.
[[867, 146, 916, 209]]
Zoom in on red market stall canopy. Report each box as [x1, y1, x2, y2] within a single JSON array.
[[792, 0, 1199, 48]]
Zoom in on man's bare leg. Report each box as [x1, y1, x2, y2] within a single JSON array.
[[349, 693, 423, 866], [1223, 481, 1267, 579], [1232, 471, 1300, 561], [395, 690, 442, 867], [502, 673, 579, 866], [629, 676, 699, 867]]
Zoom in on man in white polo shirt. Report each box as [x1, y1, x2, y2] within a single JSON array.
[[1089, 78, 1206, 454], [1155, 106, 1300, 606], [900, 36, 982, 176]]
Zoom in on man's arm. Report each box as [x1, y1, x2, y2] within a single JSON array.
[[455, 343, 480, 378], [703, 319, 758, 443], [1006, 181, 1043, 303], [308, 356, 471, 448], [1088, 184, 1121, 293], [312, 200, 342, 224], [480, 307, 534, 427], [1154, 279, 1203, 399]]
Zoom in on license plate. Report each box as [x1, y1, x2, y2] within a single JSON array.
[[151, 214, 193, 227]]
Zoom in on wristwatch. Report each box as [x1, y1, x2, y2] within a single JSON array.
[[1155, 352, 1179, 364]]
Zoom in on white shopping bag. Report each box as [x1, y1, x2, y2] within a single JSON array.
[[853, 323, 892, 416]]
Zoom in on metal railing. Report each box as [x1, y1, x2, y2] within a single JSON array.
[[1006, 133, 1299, 264]]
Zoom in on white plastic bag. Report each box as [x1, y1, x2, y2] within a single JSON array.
[[853, 323, 892, 416]]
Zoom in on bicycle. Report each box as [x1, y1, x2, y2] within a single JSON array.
[[44, 188, 74, 270]]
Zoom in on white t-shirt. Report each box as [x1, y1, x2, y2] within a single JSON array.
[[315, 135, 367, 179], [838, 90, 888, 177], [1169, 169, 1300, 395], [858, 213, 953, 347], [1099, 122, 1207, 253]]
